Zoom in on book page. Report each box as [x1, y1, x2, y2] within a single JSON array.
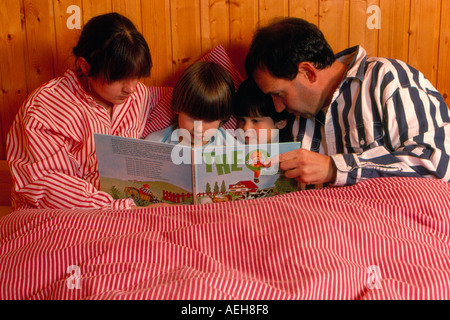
[[193, 142, 300, 204], [95, 134, 194, 205]]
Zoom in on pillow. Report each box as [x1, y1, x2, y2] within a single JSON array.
[[142, 45, 243, 138]]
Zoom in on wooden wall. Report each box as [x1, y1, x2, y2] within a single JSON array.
[[1, 0, 449, 160]]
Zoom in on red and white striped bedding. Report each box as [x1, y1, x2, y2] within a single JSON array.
[[1, 177, 449, 300]]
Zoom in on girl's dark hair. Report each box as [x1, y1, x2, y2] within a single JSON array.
[[245, 17, 335, 80], [73, 12, 152, 82], [171, 61, 235, 122], [234, 78, 294, 142]]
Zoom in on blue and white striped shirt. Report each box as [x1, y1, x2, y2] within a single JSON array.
[[294, 45, 450, 187]]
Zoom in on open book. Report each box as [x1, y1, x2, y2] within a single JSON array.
[[94, 134, 301, 205]]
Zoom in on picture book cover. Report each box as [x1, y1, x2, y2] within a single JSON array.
[[94, 133, 300, 206]]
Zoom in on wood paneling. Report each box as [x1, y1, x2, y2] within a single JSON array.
[[437, 0, 450, 102], [53, 0, 82, 75], [112, 0, 142, 31], [319, 0, 350, 53], [409, 0, 441, 84], [378, 0, 410, 62], [0, 0, 449, 160], [200, 0, 230, 54], [142, 0, 173, 86], [170, 0, 202, 81], [289, 0, 319, 25], [349, 0, 379, 57], [259, 0, 289, 27], [0, 160, 12, 206], [0, 0, 27, 159], [229, 0, 259, 77], [82, 0, 112, 21], [23, 0, 58, 93]]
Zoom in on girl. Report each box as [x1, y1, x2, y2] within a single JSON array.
[[145, 61, 236, 147], [234, 78, 294, 145], [7, 13, 154, 210]]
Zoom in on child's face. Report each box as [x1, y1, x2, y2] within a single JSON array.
[[237, 116, 286, 144], [177, 112, 222, 146], [89, 76, 139, 107]]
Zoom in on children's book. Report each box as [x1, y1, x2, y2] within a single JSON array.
[[94, 133, 301, 206]]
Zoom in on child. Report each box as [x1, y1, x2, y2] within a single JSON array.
[[145, 61, 236, 147], [7, 13, 154, 210], [234, 78, 294, 145]]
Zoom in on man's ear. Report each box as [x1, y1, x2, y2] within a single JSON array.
[[76, 57, 91, 76], [275, 119, 287, 130], [297, 62, 317, 83]]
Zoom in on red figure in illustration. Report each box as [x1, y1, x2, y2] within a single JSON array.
[[247, 150, 270, 183]]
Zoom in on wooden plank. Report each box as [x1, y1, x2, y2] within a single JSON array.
[[112, 0, 142, 32], [289, 0, 319, 25], [82, 0, 112, 22], [0, 0, 28, 160], [142, 0, 172, 86], [170, 0, 202, 84], [378, 0, 410, 61], [53, 0, 82, 76], [23, 0, 57, 92], [318, 0, 350, 53], [349, 0, 379, 57], [437, 0, 450, 105], [229, 0, 259, 77], [259, 0, 289, 27], [408, 0, 441, 85], [200, 0, 230, 54], [0, 160, 13, 206]]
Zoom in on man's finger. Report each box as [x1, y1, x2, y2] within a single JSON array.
[[264, 149, 298, 166], [263, 154, 280, 167]]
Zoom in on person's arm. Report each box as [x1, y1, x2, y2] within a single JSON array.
[[7, 114, 135, 210], [332, 85, 450, 186]]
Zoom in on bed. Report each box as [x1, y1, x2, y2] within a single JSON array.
[[1, 176, 449, 300]]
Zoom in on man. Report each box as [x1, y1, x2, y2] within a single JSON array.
[[245, 17, 450, 187]]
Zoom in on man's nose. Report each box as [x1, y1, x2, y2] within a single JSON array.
[[272, 97, 286, 113]]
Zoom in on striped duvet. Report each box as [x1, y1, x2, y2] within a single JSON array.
[[1, 177, 449, 299]]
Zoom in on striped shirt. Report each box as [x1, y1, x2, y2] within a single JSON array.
[[294, 46, 450, 187], [6, 69, 169, 210]]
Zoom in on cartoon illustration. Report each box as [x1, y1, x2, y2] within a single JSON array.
[[246, 150, 270, 183], [228, 180, 258, 195], [124, 184, 159, 204]]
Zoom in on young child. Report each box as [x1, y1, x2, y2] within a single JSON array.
[[234, 78, 294, 145], [145, 61, 236, 147]]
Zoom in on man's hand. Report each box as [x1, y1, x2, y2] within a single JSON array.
[[266, 148, 337, 185]]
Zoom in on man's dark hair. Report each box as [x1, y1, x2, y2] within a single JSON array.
[[245, 17, 336, 80]]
